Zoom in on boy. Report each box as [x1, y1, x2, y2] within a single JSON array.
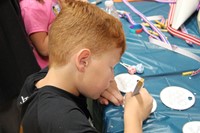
[[18, 1, 153, 133]]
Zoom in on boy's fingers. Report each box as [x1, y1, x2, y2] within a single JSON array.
[[101, 90, 121, 106], [125, 92, 132, 99], [98, 97, 109, 105]]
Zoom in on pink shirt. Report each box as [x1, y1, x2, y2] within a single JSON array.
[[20, 0, 59, 68]]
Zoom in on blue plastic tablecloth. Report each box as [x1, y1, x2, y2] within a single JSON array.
[[92, 1, 200, 133], [113, 1, 200, 77], [103, 74, 200, 133]]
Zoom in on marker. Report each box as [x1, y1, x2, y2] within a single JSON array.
[[155, 20, 165, 29], [160, 29, 168, 32], [148, 30, 159, 36], [142, 23, 161, 29], [182, 71, 194, 76], [133, 78, 144, 96]]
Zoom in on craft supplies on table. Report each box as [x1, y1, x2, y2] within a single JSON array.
[[92, 1, 200, 132]]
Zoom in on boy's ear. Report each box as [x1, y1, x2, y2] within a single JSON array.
[[76, 49, 91, 72]]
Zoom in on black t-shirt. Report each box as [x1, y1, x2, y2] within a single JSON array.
[[18, 68, 98, 133]]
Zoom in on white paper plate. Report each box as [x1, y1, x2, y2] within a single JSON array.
[[115, 73, 157, 113], [160, 86, 195, 110], [183, 121, 200, 133], [115, 73, 141, 93], [122, 98, 157, 113], [151, 98, 157, 113]]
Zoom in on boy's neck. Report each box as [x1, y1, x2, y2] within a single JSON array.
[[36, 66, 80, 96]]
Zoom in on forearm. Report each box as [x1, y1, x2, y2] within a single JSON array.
[[124, 113, 143, 133], [123, 89, 153, 133], [99, 80, 124, 106], [30, 32, 49, 57], [40, 35, 49, 56]]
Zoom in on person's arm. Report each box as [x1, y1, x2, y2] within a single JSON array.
[[20, 0, 53, 58], [30, 32, 49, 57], [123, 88, 153, 133], [98, 80, 123, 106]]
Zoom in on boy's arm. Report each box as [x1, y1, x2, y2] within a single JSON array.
[[98, 80, 123, 106], [124, 88, 153, 133]]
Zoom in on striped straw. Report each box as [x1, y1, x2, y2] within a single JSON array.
[[167, 3, 200, 46]]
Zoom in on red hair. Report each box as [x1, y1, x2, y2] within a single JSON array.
[[48, 0, 126, 66]]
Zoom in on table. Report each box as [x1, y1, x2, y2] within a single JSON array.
[[92, 1, 200, 133], [102, 74, 200, 133]]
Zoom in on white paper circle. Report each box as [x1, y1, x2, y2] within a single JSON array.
[[122, 98, 157, 113], [151, 98, 157, 113], [115, 73, 141, 93], [160, 86, 195, 110], [183, 121, 200, 133]]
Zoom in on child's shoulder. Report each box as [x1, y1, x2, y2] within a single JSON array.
[[37, 86, 78, 108], [36, 86, 89, 123]]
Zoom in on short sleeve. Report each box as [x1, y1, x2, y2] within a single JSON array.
[[20, 2, 49, 35]]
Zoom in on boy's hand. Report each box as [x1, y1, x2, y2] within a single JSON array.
[[124, 88, 153, 121], [98, 80, 123, 106]]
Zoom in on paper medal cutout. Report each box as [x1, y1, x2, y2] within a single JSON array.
[[160, 86, 195, 110], [115, 73, 157, 113], [115, 73, 141, 93], [183, 121, 200, 133]]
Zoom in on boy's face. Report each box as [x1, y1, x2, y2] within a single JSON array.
[[78, 48, 122, 99]]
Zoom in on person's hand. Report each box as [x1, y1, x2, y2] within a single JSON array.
[[123, 88, 153, 133], [98, 80, 123, 106], [124, 88, 153, 122]]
